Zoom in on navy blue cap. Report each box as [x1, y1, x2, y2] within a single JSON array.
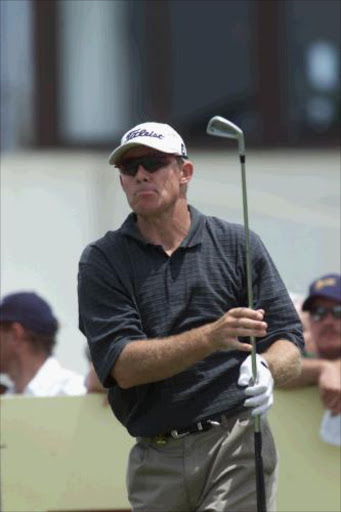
[[0, 292, 58, 335], [302, 274, 341, 311]]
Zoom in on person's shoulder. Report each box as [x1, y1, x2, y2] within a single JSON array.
[[25, 358, 86, 397], [200, 212, 263, 251], [79, 227, 126, 264], [204, 213, 245, 238]]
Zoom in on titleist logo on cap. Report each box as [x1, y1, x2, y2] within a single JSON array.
[[125, 129, 164, 142]]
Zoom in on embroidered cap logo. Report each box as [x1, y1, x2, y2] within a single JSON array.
[[125, 129, 164, 142], [314, 278, 337, 291]]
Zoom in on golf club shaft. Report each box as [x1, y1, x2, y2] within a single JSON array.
[[255, 431, 267, 511], [240, 154, 260, 433], [241, 154, 266, 512]]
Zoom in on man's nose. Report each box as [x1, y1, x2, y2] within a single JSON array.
[[135, 165, 150, 180]]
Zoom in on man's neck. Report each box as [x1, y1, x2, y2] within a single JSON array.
[[137, 201, 191, 256], [11, 353, 48, 394]]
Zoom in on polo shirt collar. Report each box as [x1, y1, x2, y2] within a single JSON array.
[[120, 205, 206, 248], [180, 206, 205, 248]]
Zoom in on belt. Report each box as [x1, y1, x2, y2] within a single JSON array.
[[153, 415, 224, 444]]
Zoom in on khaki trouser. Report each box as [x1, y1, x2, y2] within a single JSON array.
[[127, 410, 278, 512]]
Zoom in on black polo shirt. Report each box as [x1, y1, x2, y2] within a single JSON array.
[[78, 206, 303, 437]]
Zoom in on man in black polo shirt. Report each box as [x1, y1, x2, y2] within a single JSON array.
[[78, 122, 304, 512]]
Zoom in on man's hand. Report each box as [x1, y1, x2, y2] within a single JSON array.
[[319, 360, 341, 415], [208, 308, 267, 352], [238, 354, 274, 417]]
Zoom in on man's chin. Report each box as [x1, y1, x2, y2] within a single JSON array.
[[135, 206, 160, 218]]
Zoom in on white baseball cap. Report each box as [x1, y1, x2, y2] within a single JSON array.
[[109, 122, 188, 165]]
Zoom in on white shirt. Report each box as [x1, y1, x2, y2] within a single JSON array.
[[6, 357, 87, 397]]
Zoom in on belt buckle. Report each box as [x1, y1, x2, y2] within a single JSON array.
[[154, 435, 168, 445], [170, 429, 190, 439], [207, 419, 221, 427]]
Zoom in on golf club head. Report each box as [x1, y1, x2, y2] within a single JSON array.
[[206, 116, 245, 155]]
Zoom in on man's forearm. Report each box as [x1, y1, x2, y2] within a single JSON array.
[[111, 325, 214, 389], [263, 339, 302, 387], [280, 358, 341, 390], [279, 358, 327, 388]]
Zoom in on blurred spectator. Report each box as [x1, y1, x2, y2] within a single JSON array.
[[0, 373, 12, 394], [290, 292, 317, 357], [284, 274, 341, 416], [0, 291, 86, 396], [0, 383, 8, 394]]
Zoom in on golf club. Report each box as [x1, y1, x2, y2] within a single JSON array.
[[207, 115, 267, 512]]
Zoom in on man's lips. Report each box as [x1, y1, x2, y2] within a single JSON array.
[[135, 187, 157, 196]]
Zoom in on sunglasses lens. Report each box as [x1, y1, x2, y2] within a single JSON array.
[[121, 162, 138, 176], [311, 308, 325, 321], [334, 305, 341, 318], [118, 155, 169, 176], [144, 157, 166, 172], [311, 305, 341, 321]]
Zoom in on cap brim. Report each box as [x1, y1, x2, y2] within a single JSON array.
[[109, 143, 146, 165], [109, 139, 183, 165], [302, 293, 341, 311]]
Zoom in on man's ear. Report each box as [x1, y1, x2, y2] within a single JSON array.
[[11, 322, 27, 341], [180, 160, 194, 185], [6, 323, 27, 352]]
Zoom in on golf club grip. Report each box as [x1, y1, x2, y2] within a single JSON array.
[[254, 431, 267, 512]]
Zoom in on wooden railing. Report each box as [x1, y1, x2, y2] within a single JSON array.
[[1, 388, 340, 512]]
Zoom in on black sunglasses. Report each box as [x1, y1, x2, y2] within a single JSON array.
[[310, 305, 341, 322], [116, 154, 175, 177]]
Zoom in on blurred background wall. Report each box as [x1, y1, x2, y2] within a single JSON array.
[[1, 0, 340, 375]]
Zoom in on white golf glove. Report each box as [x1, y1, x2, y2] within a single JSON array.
[[238, 354, 274, 417]]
